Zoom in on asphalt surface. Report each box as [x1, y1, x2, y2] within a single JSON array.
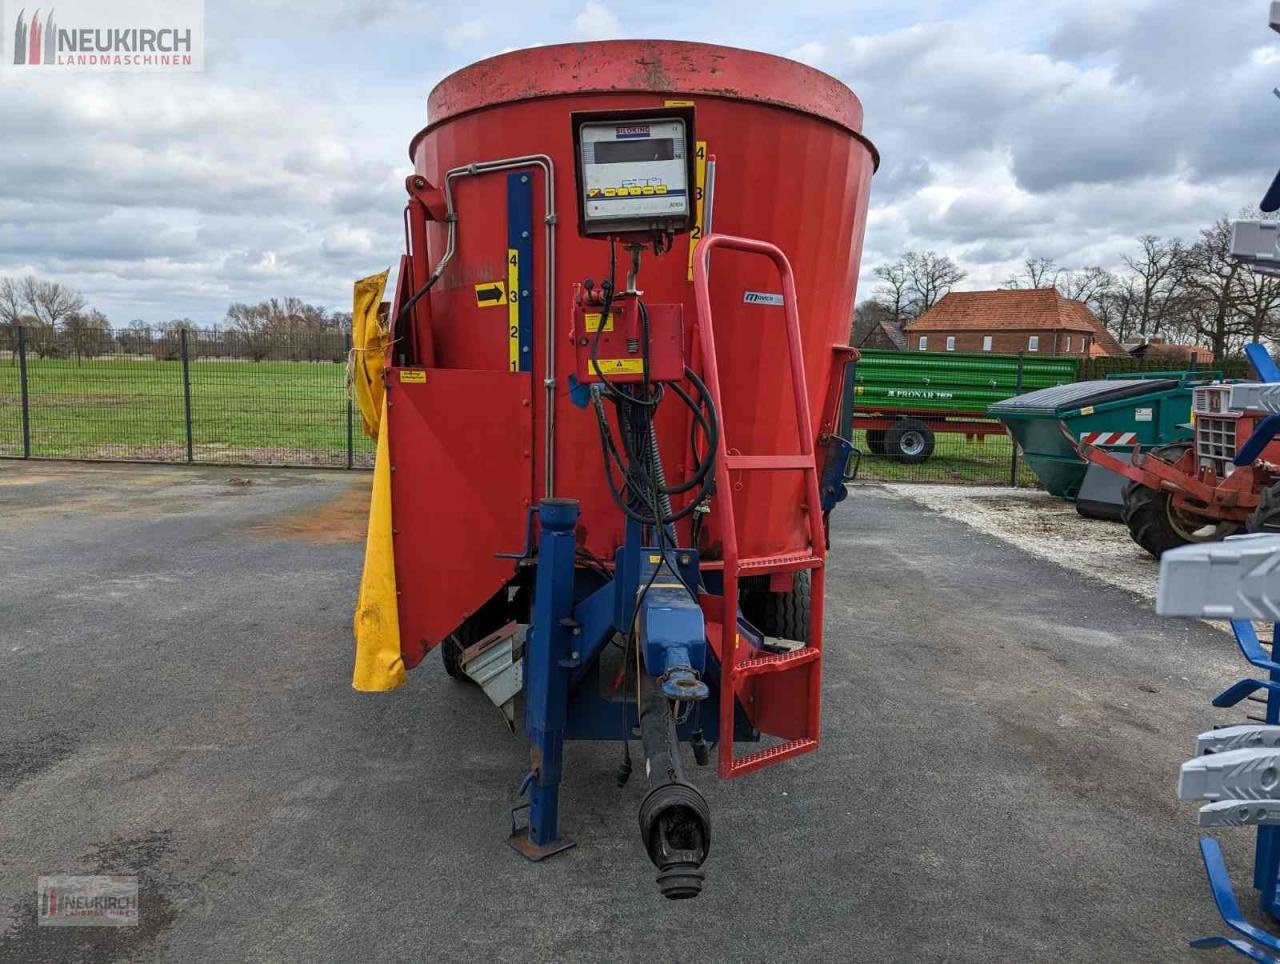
[[0, 461, 1256, 961]]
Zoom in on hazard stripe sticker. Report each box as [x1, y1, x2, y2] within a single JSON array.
[[1079, 431, 1138, 445]]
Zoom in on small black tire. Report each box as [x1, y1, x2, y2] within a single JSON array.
[[866, 429, 888, 455], [741, 570, 811, 643], [886, 419, 935, 464], [441, 633, 467, 679], [1247, 483, 1280, 533]]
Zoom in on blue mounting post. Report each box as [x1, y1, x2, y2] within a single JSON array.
[[509, 498, 580, 861], [1247, 342, 1280, 384], [1192, 620, 1280, 959], [1253, 621, 1280, 917]]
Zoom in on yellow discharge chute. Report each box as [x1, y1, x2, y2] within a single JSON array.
[[350, 269, 390, 440], [351, 270, 405, 692]]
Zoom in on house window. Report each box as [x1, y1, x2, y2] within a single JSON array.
[[1064, 335, 1072, 352], [945, 336, 956, 351], [1028, 335, 1039, 352], [918, 336, 928, 351], [982, 336, 993, 352]]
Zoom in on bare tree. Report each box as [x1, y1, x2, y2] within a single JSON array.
[[1122, 235, 1184, 337], [872, 260, 913, 325], [1058, 266, 1115, 309], [62, 309, 112, 364], [903, 250, 966, 315], [18, 275, 85, 327], [1238, 266, 1280, 346], [0, 277, 23, 356], [1179, 218, 1244, 360], [1003, 256, 1062, 290], [226, 297, 344, 362], [152, 319, 198, 362]]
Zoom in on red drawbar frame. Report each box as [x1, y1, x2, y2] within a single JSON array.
[[692, 233, 826, 778]]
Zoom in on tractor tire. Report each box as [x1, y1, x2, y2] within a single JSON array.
[[1247, 483, 1280, 533], [1120, 443, 1236, 558], [886, 419, 935, 465], [741, 570, 811, 643], [866, 429, 888, 455]]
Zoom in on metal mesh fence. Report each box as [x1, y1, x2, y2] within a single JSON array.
[[0, 326, 1262, 484], [0, 325, 374, 469]]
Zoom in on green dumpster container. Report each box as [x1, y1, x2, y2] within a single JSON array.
[[988, 372, 1207, 498]]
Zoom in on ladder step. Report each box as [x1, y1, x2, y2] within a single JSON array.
[[737, 552, 822, 573], [727, 738, 818, 777], [723, 454, 814, 471], [737, 647, 819, 678]]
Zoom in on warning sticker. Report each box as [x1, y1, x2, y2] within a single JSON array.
[[474, 281, 507, 307], [399, 370, 426, 383], [594, 358, 645, 375], [584, 312, 614, 333], [1135, 407, 1153, 422]]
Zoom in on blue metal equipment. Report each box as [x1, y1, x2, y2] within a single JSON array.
[[1163, 535, 1280, 958]]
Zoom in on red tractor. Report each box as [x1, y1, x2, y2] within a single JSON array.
[[1076, 347, 1280, 558]]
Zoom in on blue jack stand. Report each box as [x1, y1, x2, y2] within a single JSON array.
[[509, 498, 580, 862]]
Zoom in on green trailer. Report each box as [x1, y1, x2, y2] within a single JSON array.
[[987, 372, 1207, 499], [852, 349, 1079, 462]]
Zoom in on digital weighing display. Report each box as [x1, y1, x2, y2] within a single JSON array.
[[573, 111, 695, 237]]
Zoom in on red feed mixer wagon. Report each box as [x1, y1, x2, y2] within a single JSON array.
[[351, 40, 877, 897]]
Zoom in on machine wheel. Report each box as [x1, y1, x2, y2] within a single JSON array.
[[440, 591, 512, 681], [865, 429, 888, 455], [441, 631, 468, 679], [1121, 444, 1236, 558], [1247, 483, 1280, 533], [885, 419, 935, 464], [741, 570, 811, 643]]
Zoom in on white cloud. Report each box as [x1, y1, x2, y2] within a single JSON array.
[[787, 41, 827, 66], [573, 1, 621, 41], [1, 0, 1276, 323], [444, 19, 489, 50]]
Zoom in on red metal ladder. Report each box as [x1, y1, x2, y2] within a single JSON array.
[[692, 233, 826, 779]]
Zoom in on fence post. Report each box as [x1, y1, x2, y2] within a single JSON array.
[[17, 325, 30, 459], [345, 331, 354, 470], [1009, 350, 1025, 487], [180, 327, 194, 464]]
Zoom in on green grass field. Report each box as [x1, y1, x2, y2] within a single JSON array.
[[0, 357, 375, 467], [0, 358, 1034, 484]]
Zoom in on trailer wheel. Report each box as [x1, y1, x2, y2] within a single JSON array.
[[886, 419, 934, 464], [741, 570, 811, 643], [441, 592, 512, 681], [1247, 483, 1280, 533], [441, 631, 468, 679], [866, 429, 888, 455], [1121, 444, 1235, 557]]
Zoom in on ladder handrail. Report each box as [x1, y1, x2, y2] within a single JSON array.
[[692, 232, 826, 778]]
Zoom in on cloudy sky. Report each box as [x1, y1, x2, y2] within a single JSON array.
[[0, 0, 1276, 324]]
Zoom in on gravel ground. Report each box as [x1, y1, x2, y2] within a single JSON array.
[[890, 483, 1164, 603]]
